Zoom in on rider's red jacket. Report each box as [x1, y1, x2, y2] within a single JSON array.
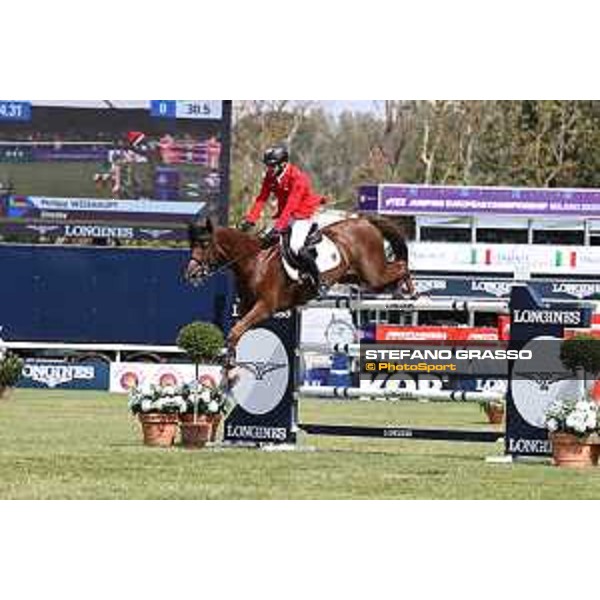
[[245, 163, 324, 231]]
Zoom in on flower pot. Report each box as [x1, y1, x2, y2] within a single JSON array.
[[209, 413, 222, 442], [484, 404, 505, 425], [180, 413, 222, 443], [551, 432, 600, 468], [138, 413, 179, 447], [180, 420, 212, 449]]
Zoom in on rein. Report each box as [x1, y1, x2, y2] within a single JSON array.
[[188, 237, 262, 286]]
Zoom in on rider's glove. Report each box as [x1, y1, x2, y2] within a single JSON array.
[[259, 228, 280, 249], [237, 219, 254, 233]]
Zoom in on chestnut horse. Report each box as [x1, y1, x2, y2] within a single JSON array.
[[185, 216, 414, 350]]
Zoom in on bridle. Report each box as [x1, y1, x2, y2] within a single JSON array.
[[186, 238, 251, 287]]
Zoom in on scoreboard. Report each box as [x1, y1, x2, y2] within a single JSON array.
[[0, 100, 232, 244]]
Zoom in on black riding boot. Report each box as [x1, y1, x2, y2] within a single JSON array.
[[297, 248, 321, 295]]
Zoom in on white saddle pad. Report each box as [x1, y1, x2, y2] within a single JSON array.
[[281, 233, 342, 282]]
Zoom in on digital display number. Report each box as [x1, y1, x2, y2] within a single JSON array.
[[150, 101, 222, 120], [0, 101, 31, 121]]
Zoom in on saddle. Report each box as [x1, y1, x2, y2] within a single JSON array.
[[279, 223, 341, 282]]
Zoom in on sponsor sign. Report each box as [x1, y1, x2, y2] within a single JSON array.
[[506, 284, 593, 458], [376, 325, 499, 342], [109, 363, 221, 393], [224, 313, 297, 445], [0, 220, 184, 241], [18, 360, 109, 390]]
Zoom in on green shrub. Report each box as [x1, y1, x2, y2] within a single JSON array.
[[0, 352, 24, 387], [560, 335, 600, 375], [176, 322, 224, 364]]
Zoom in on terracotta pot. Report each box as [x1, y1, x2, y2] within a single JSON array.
[[180, 420, 212, 449], [209, 413, 222, 442], [485, 404, 505, 425], [180, 413, 222, 442], [551, 432, 600, 468], [138, 413, 179, 447]]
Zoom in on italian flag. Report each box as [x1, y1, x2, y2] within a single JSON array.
[[555, 250, 577, 268], [470, 249, 493, 265]]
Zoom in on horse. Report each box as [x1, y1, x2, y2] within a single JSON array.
[[185, 215, 415, 351]]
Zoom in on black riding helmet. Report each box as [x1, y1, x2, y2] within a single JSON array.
[[263, 144, 289, 167]]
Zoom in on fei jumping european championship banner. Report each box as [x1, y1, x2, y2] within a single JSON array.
[[358, 184, 600, 217]]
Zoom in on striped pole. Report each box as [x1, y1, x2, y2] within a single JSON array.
[[298, 385, 504, 403], [306, 297, 509, 313]]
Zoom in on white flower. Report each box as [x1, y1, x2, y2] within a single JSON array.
[[199, 388, 212, 403], [162, 385, 176, 397], [140, 381, 153, 396], [141, 399, 153, 412], [207, 400, 219, 414], [546, 418, 559, 432], [585, 412, 597, 430]]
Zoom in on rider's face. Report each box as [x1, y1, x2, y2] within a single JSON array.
[[266, 163, 284, 178]]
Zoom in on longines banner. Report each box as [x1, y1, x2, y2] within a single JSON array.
[[17, 360, 110, 390], [506, 285, 593, 457], [414, 275, 600, 301], [224, 312, 297, 445], [0, 220, 186, 241]]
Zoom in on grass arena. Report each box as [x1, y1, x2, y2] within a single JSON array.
[[4, 390, 600, 500]]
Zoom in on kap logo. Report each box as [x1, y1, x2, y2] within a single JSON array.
[[233, 328, 289, 415]]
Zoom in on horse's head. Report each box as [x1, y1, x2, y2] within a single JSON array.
[[185, 217, 220, 285]]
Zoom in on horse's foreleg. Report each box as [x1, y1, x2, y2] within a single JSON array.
[[227, 300, 272, 353]]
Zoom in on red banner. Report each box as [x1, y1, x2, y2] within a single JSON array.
[[375, 325, 499, 342]]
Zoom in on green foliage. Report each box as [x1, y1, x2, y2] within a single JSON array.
[[560, 335, 600, 375], [176, 322, 224, 364], [0, 352, 24, 388], [230, 100, 600, 221]]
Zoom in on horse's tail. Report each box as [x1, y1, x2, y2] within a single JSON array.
[[366, 215, 409, 263]]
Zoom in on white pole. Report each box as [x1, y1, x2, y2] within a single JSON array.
[[298, 385, 504, 403]]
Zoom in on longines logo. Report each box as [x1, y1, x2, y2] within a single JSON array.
[[471, 280, 512, 298], [26, 225, 61, 236], [513, 309, 582, 325], [415, 279, 447, 294], [23, 364, 95, 388], [236, 360, 287, 381], [551, 282, 600, 299], [140, 229, 173, 239], [519, 371, 572, 392], [230, 328, 290, 416]]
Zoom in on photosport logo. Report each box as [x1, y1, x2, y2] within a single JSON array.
[[232, 328, 289, 415], [23, 363, 95, 389]]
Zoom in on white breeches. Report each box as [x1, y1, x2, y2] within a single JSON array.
[[289, 218, 316, 254]]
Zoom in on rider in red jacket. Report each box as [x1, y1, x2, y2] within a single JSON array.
[[239, 144, 325, 293]]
